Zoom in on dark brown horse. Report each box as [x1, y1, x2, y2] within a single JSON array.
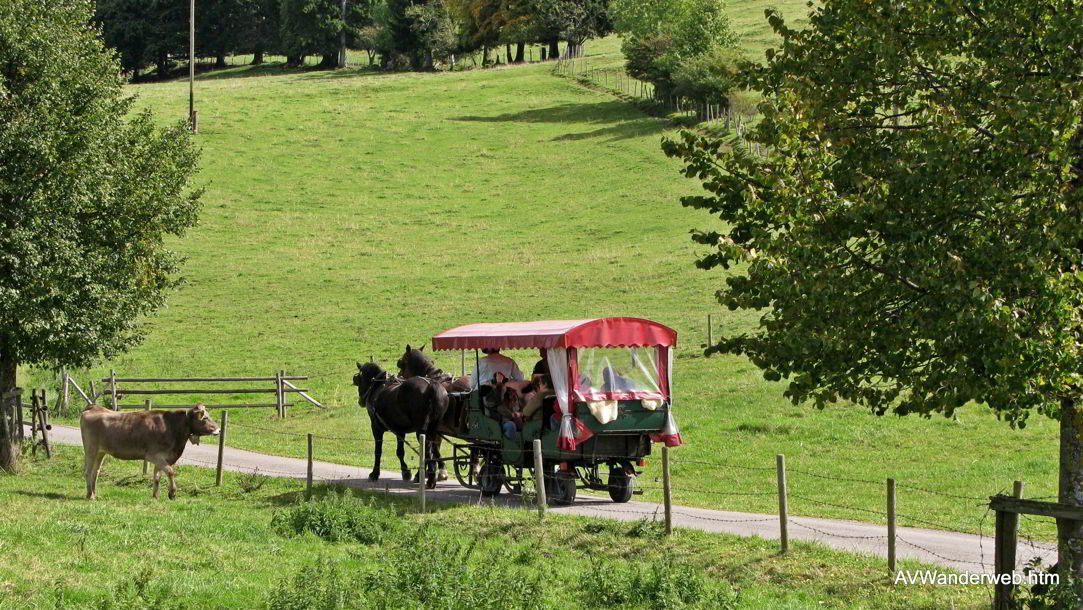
[[397, 344, 470, 480], [353, 361, 449, 488]]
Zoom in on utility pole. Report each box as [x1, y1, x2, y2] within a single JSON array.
[[189, 0, 197, 132]]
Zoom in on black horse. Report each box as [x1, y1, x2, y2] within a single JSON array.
[[353, 361, 449, 488], [396, 344, 471, 480]]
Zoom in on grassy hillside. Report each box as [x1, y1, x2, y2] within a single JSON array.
[[0, 448, 986, 609], [25, 0, 1061, 546]]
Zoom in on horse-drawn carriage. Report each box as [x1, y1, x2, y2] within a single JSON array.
[[429, 317, 682, 505]]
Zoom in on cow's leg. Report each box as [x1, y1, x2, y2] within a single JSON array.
[[396, 436, 410, 481], [152, 463, 163, 499], [369, 423, 384, 481], [83, 442, 96, 499], [87, 450, 106, 500], [164, 464, 177, 500]]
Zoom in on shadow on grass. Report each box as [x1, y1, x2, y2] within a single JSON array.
[[15, 490, 80, 500], [452, 101, 666, 142]]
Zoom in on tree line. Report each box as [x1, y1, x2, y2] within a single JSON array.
[[95, 0, 614, 78]]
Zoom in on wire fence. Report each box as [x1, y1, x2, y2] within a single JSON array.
[[164, 407, 1062, 578]]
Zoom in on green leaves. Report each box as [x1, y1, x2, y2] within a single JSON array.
[[665, 0, 1083, 425], [0, 0, 201, 373]]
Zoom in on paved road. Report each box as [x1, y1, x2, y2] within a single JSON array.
[[40, 423, 1054, 575]]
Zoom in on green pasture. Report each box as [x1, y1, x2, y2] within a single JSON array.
[[0, 448, 986, 609], [23, 0, 1061, 550]]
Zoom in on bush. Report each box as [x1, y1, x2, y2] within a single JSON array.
[[584, 557, 739, 609], [94, 568, 191, 610], [671, 45, 744, 105], [269, 556, 362, 610], [362, 526, 544, 610], [272, 492, 398, 544]]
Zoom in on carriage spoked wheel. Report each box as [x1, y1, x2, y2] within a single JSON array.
[[607, 466, 635, 503], [545, 470, 577, 506], [502, 465, 523, 495], [478, 457, 504, 497]]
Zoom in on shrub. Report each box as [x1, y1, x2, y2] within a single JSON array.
[[584, 557, 739, 609], [268, 556, 362, 610], [95, 568, 190, 610], [272, 492, 398, 544]]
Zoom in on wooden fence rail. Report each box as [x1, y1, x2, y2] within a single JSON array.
[[89, 372, 324, 418]]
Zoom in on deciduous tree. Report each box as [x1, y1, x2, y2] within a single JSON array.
[[0, 0, 202, 468], [664, 0, 1083, 581]]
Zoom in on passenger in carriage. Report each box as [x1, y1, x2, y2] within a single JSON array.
[[531, 348, 550, 383], [472, 347, 523, 390], [498, 375, 554, 440]]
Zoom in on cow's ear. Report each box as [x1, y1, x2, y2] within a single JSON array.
[[405, 344, 411, 353], [420, 343, 426, 352], [357, 361, 363, 370]]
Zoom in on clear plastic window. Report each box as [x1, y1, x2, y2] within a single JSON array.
[[575, 346, 662, 400]]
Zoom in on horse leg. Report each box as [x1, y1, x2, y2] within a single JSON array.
[[369, 423, 383, 481], [433, 436, 448, 481], [396, 436, 411, 481]]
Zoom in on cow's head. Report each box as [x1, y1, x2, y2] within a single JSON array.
[[187, 404, 220, 445]]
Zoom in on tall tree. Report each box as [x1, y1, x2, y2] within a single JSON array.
[[280, 0, 372, 68], [529, 0, 610, 58], [0, 0, 202, 467], [664, 0, 1083, 585]]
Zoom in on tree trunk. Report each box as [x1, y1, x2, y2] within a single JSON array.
[[215, 52, 227, 68], [252, 50, 264, 65], [514, 42, 525, 63], [548, 39, 559, 60], [287, 55, 303, 67], [0, 356, 16, 472], [1060, 397, 1083, 586], [156, 52, 169, 79], [482, 46, 491, 66], [319, 53, 337, 69]]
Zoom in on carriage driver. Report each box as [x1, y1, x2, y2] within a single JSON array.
[[472, 347, 523, 389]]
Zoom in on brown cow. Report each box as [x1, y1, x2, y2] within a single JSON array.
[[80, 403, 220, 500]]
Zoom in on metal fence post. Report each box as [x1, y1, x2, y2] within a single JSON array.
[[663, 445, 673, 535], [533, 439, 546, 519], [887, 478, 896, 573], [777, 454, 789, 553], [109, 369, 117, 410], [216, 410, 227, 486], [707, 314, 713, 347]]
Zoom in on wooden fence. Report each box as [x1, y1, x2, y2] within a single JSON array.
[[59, 371, 324, 417], [1, 387, 52, 458]]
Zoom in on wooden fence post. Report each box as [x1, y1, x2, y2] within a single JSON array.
[[418, 433, 427, 513], [61, 368, 70, 415], [15, 391, 23, 442], [38, 390, 51, 459], [29, 390, 39, 454], [663, 445, 673, 535], [533, 439, 546, 519], [143, 399, 152, 475], [707, 314, 713, 347], [777, 454, 789, 553], [887, 478, 896, 573], [306, 433, 313, 499], [216, 411, 228, 486], [109, 369, 117, 410], [274, 370, 283, 418], [993, 481, 1025, 610]]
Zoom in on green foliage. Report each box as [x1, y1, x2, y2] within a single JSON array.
[[671, 45, 742, 103], [94, 568, 191, 610], [612, 0, 738, 99], [268, 555, 359, 610], [0, 0, 201, 391], [664, 0, 1083, 425], [279, 0, 371, 65], [272, 492, 399, 544], [406, 1, 460, 68], [584, 556, 740, 609]]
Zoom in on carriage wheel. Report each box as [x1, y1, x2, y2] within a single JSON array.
[[479, 459, 503, 497], [502, 465, 523, 495], [546, 471, 577, 506], [452, 446, 480, 489], [607, 466, 634, 503]]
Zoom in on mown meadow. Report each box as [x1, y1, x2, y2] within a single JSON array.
[[21, 0, 1061, 548], [0, 447, 986, 609]]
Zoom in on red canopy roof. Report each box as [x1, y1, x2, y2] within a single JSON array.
[[431, 317, 677, 350]]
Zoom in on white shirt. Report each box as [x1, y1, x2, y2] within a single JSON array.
[[472, 352, 524, 388]]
